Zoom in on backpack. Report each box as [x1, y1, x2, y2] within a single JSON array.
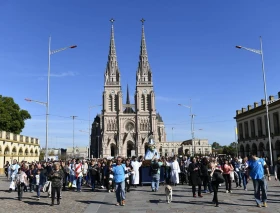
[[151, 163, 159, 175]]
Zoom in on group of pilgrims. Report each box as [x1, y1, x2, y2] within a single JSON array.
[[4, 152, 279, 208]]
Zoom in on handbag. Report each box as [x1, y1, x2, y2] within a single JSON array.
[[213, 171, 225, 184]]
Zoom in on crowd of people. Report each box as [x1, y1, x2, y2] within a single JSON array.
[[4, 153, 279, 208]]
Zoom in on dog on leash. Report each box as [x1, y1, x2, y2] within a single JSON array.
[[165, 185, 173, 203]]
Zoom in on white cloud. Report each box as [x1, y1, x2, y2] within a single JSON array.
[[49, 71, 78, 77]]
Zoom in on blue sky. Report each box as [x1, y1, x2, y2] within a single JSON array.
[[1, 1, 280, 149]]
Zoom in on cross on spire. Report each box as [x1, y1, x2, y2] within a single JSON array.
[[110, 18, 115, 24], [140, 18, 145, 25]]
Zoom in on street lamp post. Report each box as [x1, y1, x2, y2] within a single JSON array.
[[88, 105, 101, 159], [70, 116, 78, 158], [33, 36, 77, 162], [236, 36, 273, 169], [178, 103, 195, 156]]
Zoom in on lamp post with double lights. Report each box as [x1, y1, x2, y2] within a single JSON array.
[[41, 36, 77, 162], [236, 36, 273, 169], [178, 103, 195, 156], [24, 98, 48, 159], [88, 105, 102, 158]]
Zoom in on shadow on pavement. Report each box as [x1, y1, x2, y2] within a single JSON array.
[[77, 200, 113, 205]]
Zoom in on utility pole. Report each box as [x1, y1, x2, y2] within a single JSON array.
[[71, 116, 78, 158]]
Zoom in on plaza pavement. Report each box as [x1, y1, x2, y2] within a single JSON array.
[[1, 176, 280, 213]]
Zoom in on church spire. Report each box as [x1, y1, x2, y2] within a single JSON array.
[[137, 18, 152, 85], [105, 18, 120, 86], [126, 84, 130, 104]]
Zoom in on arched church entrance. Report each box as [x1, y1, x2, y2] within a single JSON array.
[[110, 144, 117, 157], [127, 141, 134, 157], [184, 149, 189, 155]]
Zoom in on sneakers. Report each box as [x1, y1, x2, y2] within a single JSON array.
[[229, 190, 232, 193], [226, 190, 229, 193], [121, 200, 126, 206], [257, 204, 262, 208], [37, 197, 40, 200], [263, 202, 267, 207]]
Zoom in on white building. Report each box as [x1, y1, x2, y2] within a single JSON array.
[[235, 92, 280, 162], [0, 130, 40, 174], [66, 147, 89, 159]]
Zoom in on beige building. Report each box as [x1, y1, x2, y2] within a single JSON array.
[[91, 22, 166, 158], [66, 147, 89, 159], [235, 92, 280, 162], [181, 139, 212, 156], [0, 130, 40, 174]]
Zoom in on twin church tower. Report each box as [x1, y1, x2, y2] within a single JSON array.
[[91, 19, 166, 158]]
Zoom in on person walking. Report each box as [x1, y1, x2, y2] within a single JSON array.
[[15, 168, 28, 201], [210, 163, 223, 207], [50, 163, 63, 206], [188, 157, 203, 198], [248, 153, 270, 208], [112, 157, 127, 206], [222, 159, 233, 193], [150, 154, 163, 192], [274, 157, 280, 181]]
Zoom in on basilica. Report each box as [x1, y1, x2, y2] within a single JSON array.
[[90, 20, 166, 158]]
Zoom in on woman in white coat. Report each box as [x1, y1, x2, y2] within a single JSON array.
[[131, 157, 142, 187]]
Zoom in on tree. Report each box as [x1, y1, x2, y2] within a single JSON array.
[[0, 95, 31, 134], [212, 142, 221, 149], [222, 145, 237, 156]]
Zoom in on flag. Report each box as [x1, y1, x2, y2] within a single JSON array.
[[235, 127, 238, 135]]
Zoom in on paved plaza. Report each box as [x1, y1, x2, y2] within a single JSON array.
[[1, 176, 280, 213]]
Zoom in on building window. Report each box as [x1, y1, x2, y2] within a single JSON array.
[[250, 119, 256, 138], [273, 112, 280, 134], [238, 123, 244, 140], [244, 122, 249, 139], [264, 115, 270, 136], [257, 117, 262, 137], [141, 95, 145, 111]]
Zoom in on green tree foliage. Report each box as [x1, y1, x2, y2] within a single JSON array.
[[212, 142, 221, 149], [0, 95, 31, 134], [222, 145, 237, 156]]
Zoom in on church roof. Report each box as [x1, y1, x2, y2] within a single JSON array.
[[123, 85, 135, 114], [156, 113, 163, 122]]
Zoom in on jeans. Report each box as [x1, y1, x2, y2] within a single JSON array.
[[36, 185, 41, 197], [115, 181, 125, 203], [17, 183, 24, 200], [223, 174, 231, 191], [212, 182, 219, 206], [235, 171, 242, 187], [76, 176, 82, 191], [241, 173, 248, 189], [151, 174, 160, 191], [252, 178, 267, 205]]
